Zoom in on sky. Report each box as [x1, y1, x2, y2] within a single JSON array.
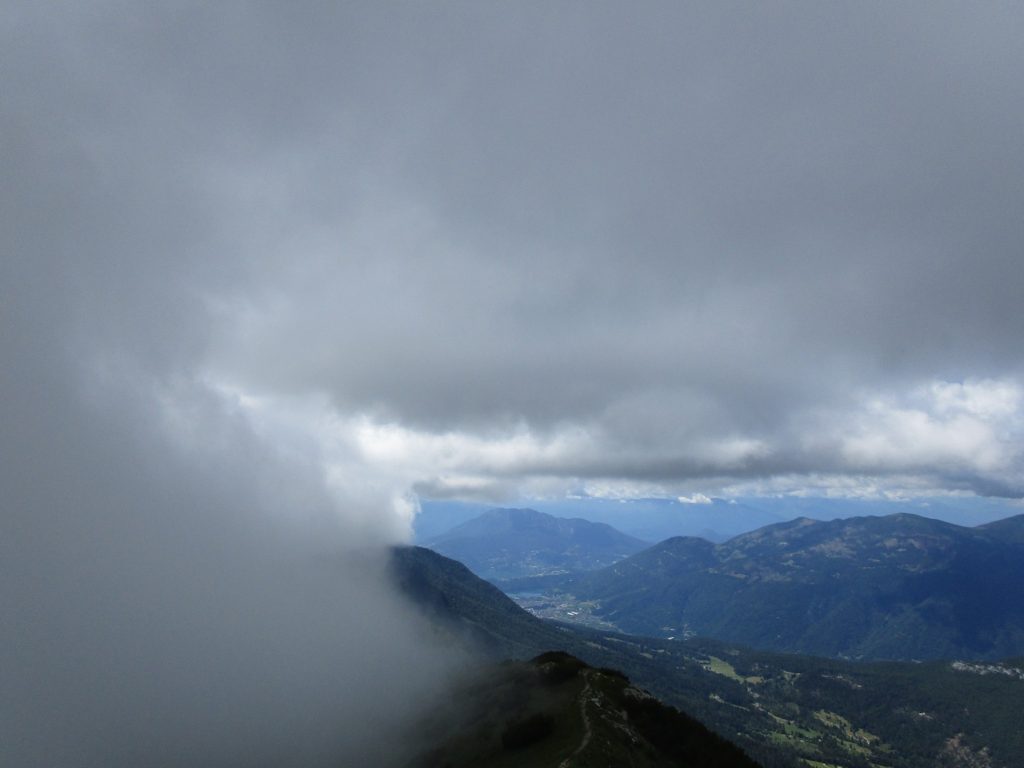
[[2, 2, 1024, 763], [6, 3, 1023, 510]]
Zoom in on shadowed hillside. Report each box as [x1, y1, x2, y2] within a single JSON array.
[[407, 652, 761, 768], [392, 545, 1024, 768]]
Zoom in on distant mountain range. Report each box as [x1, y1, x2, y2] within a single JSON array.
[[423, 507, 648, 579], [499, 513, 1024, 661], [390, 545, 1024, 768], [415, 498, 787, 543], [415, 495, 1024, 543]]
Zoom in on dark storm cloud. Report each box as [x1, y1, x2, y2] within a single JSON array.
[[2, 8, 1024, 764], [196, 2, 1024, 435]]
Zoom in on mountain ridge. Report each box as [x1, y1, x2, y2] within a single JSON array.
[[424, 506, 648, 580], [390, 544, 1024, 768], [499, 512, 1024, 660], [406, 651, 761, 768]]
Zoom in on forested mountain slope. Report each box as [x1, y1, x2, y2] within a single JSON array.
[[391, 545, 1024, 768], [500, 513, 1024, 660]]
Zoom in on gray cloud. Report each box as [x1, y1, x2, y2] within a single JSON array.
[[1, 272, 462, 765], [198, 3, 1024, 432], [7, 2, 1021, 487]]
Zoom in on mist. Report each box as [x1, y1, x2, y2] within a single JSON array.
[[1, 6, 466, 764], [1, 295, 468, 766]]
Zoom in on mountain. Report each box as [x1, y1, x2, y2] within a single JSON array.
[[389, 543, 565, 658], [424, 507, 648, 580], [416, 497, 786, 543], [499, 513, 1024, 661], [391, 546, 757, 766], [416, 496, 1024, 545], [977, 512, 1024, 544], [406, 651, 760, 768], [390, 545, 1024, 768]]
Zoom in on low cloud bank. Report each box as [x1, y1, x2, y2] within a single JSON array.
[[1, 335, 464, 766]]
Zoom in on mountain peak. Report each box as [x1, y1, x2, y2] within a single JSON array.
[[483, 506, 546, 519], [408, 651, 760, 768], [425, 507, 648, 580]]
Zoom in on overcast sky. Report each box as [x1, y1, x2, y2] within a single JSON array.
[[2, 3, 1023, 759], [6, 2, 1024, 510]]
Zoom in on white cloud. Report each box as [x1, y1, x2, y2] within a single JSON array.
[[208, 375, 1024, 509], [930, 378, 1022, 419], [578, 480, 671, 499], [719, 473, 972, 501], [678, 493, 713, 504], [838, 379, 1021, 474]]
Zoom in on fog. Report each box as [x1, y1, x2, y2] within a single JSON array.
[[6, 238, 485, 766], [2, 5, 466, 764], [1, 231, 465, 765]]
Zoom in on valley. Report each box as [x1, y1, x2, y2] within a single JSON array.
[[393, 542, 1024, 768], [407, 507, 1024, 766], [494, 512, 1024, 661], [509, 592, 627, 634]]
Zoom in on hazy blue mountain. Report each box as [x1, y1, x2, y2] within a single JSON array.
[[415, 498, 784, 543], [500, 513, 1024, 661], [390, 545, 1024, 768], [413, 501, 491, 542], [415, 496, 1024, 545], [424, 507, 648, 579], [720, 495, 1024, 530], [524, 497, 787, 542]]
